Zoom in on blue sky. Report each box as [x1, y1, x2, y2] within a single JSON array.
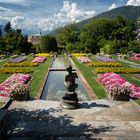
[[0, 0, 139, 34]]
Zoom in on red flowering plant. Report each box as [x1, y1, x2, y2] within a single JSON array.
[[10, 83, 30, 95]]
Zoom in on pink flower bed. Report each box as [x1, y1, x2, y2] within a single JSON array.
[[97, 72, 140, 98], [77, 56, 92, 63], [131, 54, 140, 60], [0, 74, 31, 97], [32, 56, 46, 63]]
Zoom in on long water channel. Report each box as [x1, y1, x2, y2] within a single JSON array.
[[41, 57, 90, 101]]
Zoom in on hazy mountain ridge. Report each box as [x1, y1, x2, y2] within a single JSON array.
[[78, 6, 140, 27]]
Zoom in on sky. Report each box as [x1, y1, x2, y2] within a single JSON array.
[[0, 0, 140, 34]]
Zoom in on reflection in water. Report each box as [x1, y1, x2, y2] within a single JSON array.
[[41, 58, 90, 101], [51, 57, 73, 69]]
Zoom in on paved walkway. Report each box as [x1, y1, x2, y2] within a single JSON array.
[[2, 99, 140, 140]]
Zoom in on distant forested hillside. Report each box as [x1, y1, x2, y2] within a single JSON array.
[[78, 6, 140, 28]]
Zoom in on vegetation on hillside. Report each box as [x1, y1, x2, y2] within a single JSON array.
[[56, 16, 140, 54]]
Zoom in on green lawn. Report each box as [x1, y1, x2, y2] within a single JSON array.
[[0, 56, 52, 98], [125, 58, 140, 64], [30, 57, 52, 98], [0, 102, 4, 108], [89, 55, 140, 104], [0, 58, 11, 83], [135, 99, 140, 105], [72, 58, 106, 99]]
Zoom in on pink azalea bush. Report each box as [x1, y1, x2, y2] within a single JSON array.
[[0, 74, 31, 97], [77, 56, 92, 63], [32, 56, 46, 63], [131, 54, 140, 60], [10, 83, 30, 95], [97, 72, 140, 98]]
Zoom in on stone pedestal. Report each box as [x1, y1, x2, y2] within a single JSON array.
[[61, 92, 79, 109]]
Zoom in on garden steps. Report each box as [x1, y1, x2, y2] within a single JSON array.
[[2, 99, 140, 140]]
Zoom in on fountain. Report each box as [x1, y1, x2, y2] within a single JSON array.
[[61, 65, 79, 109], [41, 57, 90, 102]]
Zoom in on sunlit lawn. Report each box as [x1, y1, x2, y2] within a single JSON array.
[[30, 57, 52, 98], [73, 55, 140, 102], [0, 56, 52, 99], [72, 58, 106, 99]]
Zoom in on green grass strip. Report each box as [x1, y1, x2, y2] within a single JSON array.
[[72, 58, 106, 99], [135, 99, 140, 105], [30, 57, 52, 97]]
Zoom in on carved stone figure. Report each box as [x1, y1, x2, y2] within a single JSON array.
[[61, 65, 79, 109]]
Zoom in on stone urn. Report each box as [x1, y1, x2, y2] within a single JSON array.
[[11, 93, 29, 101], [108, 93, 130, 101]]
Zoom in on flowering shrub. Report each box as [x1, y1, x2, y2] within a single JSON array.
[[10, 56, 27, 63], [0, 74, 31, 97], [0, 68, 33, 74], [77, 56, 92, 63], [32, 56, 46, 63], [97, 72, 140, 98], [87, 62, 122, 67], [95, 67, 140, 74], [10, 83, 30, 95], [96, 56, 116, 62], [35, 53, 50, 57], [3, 62, 39, 67], [131, 54, 140, 60]]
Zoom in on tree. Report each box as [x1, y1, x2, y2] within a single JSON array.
[[137, 17, 140, 28], [0, 26, 2, 36], [40, 35, 58, 53], [4, 22, 12, 34], [56, 24, 80, 46], [80, 18, 113, 54], [0, 36, 5, 53], [112, 16, 136, 53]]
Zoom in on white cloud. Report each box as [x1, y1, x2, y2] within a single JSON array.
[[0, 0, 30, 6], [108, 3, 117, 11], [126, 0, 140, 6], [11, 16, 25, 29], [0, 6, 25, 29], [37, 0, 97, 32], [0, 7, 18, 23]]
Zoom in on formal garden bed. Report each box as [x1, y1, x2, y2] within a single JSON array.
[[72, 54, 140, 103], [0, 54, 52, 105]]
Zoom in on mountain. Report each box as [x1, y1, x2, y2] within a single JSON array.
[[78, 5, 140, 28], [50, 6, 140, 36]]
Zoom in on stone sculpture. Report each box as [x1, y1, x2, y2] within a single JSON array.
[[61, 65, 79, 109]]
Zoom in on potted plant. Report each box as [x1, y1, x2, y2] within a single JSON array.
[[10, 83, 30, 101], [107, 82, 131, 101]]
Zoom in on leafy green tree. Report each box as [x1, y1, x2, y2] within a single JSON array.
[[137, 17, 140, 28], [111, 16, 135, 53], [56, 23, 80, 46], [40, 35, 58, 53], [4, 22, 12, 34], [80, 18, 113, 54], [0, 36, 5, 53], [0, 26, 2, 36]]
